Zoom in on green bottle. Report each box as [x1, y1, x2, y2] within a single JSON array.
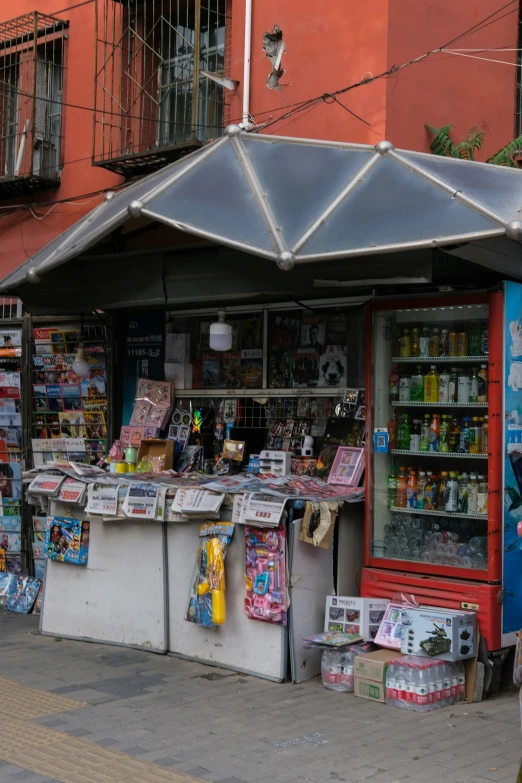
[[410, 365, 424, 401], [420, 413, 430, 452]]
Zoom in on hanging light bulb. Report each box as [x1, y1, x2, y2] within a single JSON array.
[[72, 343, 90, 376], [209, 309, 233, 352]]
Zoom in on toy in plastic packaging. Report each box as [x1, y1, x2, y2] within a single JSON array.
[[375, 593, 418, 650], [5, 575, 40, 614], [244, 525, 288, 626], [186, 522, 234, 628], [46, 517, 90, 565], [321, 643, 373, 693]]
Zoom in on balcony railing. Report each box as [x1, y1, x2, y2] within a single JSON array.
[[93, 0, 226, 177], [0, 12, 66, 198]]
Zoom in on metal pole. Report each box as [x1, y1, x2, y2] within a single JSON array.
[[191, 0, 201, 139]]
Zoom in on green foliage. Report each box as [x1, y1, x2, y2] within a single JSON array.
[[425, 123, 522, 167]]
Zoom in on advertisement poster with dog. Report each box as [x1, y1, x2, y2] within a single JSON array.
[[318, 345, 348, 388]]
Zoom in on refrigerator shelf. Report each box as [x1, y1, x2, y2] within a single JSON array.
[[391, 356, 488, 363], [389, 506, 487, 520], [389, 449, 487, 458], [391, 401, 488, 407]]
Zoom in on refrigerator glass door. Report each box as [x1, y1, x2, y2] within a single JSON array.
[[371, 302, 490, 574]]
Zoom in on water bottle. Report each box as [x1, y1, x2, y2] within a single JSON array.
[[396, 661, 407, 709], [450, 662, 459, 704], [455, 660, 466, 701], [433, 660, 444, 708], [386, 660, 397, 706], [425, 662, 435, 710], [441, 662, 452, 705], [406, 663, 416, 709], [415, 665, 430, 712], [340, 653, 355, 692]]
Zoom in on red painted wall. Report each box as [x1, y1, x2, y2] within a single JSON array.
[[0, 0, 121, 282], [0, 0, 519, 282]]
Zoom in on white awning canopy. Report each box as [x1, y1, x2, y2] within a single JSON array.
[[2, 125, 522, 292]]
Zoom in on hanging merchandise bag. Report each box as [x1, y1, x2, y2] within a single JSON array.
[[186, 522, 235, 628]]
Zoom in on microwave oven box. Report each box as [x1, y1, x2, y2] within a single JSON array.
[[400, 606, 477, 661], [324, 596, 388, 641]]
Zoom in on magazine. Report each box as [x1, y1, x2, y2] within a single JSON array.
[[292, 348, 319, 388], [300, 315, 326, 350], [201, 354, 219, 388], [220, 352, 240, 388], [268, 349, 292, 388], [271, 316, 301, 349], [318, 345, 348, 388]]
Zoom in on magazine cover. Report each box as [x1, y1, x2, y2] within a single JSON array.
[[240, 316, 263, 349], [58, 412, 85, 438], [0, 532, 21, 552], [300, 315, 326, 350], [46, 517, 90, 565], [268, 350, 292, 388], [318, 345, 348, 388], [202, 354, 219, 388], [271, 316, 300, 349], [327, 313, 348, 345], [292, 348, 320, 388], [240, 354, 263, 389], [220, 352, 240, 388], [314, 444, 339, 480]]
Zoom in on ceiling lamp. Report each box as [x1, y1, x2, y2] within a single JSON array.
[[209, 309, 233, 352]]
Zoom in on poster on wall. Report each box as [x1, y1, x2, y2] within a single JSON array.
[[122, 313, 165, 426], [503, 281, 522, 641]]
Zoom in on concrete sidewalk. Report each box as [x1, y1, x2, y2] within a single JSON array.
[[0, 612, 519, 783]]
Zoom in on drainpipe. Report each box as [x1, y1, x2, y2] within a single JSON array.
[[241, 0, 252, 130]]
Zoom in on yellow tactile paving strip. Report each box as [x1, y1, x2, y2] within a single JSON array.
[[0, 677, 203, 783]]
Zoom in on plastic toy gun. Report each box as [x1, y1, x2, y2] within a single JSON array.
[[198, 537, 226, 625]]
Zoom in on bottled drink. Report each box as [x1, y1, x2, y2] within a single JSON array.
[[455, 661, 466, 701], [429, 414, 440, 452], [478, 364, 488, 402], [438, 471, 448, 510], [448, 417, 460, 453], [389, 364, 400, 402], [429, 327, 440, 357], [410, 365, 424, 401], [448, 332, 458, 357], [410, 419, 421, 451], [445, 472, 458, 512], [439, 415, 450, 453], [441, 662, 452, 705], [424, 365, 440, 402], [425, 663, 436, 710], [481, 415, 489, 454], [388, 413, 398, 450], [400, 328, 411, 357], [406, 663, 416, 708], [424, 472, 435, 511], [411, 327, 420, 358], [396, 467, 408, 508], [470, 367, 479, 403], [388, 465, 398, 508], [397, 414, 410, 450], [469, 322, 482, 356], [459, 417, 472, 453], [419, 327, 430, 358], [415, 665, 430, 712], [448, 367, 458, 403], [458, 331, 468, 356], [433, 660, 444, 707], [439, 371, 450, 402], [420, 414, 430, 451], [457, 473, 469, 514], [399, 373, 411, 402], [416, 471, 426, 510], [469, 417, 480, 454], [468, 473, 478, 515], [458, 373, 471, 403], [440, 329, 449, 356], [407, 470, 417, 509], [386, 660, 398, 706], [340, 654, 355, 691], [481, 321, 489, 355], [450, 662, 459, 705], [477, 475, 488, 515], [396, 661, 407, 708]]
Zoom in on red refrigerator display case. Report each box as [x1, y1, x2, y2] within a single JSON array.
[[361, 293, 504, 650]]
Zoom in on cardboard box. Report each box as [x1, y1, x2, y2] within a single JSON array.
[[354, 676, 386, 703], [166, 333, 191, 364], [401, 606, 477, 661], [325, 596, 388, 641], [137, 439, 174, 471], [164, 362, 192, 390], [354, 648, 402, 682]]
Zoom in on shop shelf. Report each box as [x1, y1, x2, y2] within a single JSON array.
[[389, 506, 487, 520], [175, 387, 347, 398], [391, 356, 488, 363], [389, 449, 487, 458], [391, 401, 488, 408]]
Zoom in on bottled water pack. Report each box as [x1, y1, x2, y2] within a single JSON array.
[[385, 656, 465, 711]]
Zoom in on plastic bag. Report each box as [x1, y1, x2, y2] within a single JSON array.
[[186, 522, 234, 628], [321, 643, 372, 693]]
